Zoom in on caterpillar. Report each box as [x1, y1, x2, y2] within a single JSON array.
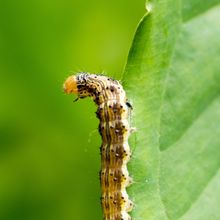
[[63, 73, 133, 220]]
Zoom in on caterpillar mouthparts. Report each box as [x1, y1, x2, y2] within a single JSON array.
[[63, 73, 133, 220]]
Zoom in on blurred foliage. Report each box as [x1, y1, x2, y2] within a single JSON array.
[[0, 0, 145, 219]]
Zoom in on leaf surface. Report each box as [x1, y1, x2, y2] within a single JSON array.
[[123, 0, 220, 219]]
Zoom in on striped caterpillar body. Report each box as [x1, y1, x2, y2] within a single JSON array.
[[63, 73, 133, 220]]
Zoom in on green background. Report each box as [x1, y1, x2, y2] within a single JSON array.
[[0, 0, 145, 219]]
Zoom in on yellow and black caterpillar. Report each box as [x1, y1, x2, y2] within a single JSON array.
[[63, 73, 133, 220]]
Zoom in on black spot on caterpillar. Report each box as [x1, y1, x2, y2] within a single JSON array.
[[63, 73, 133, 220]]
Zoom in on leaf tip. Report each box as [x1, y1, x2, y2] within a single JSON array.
[[145, 1, 153, 14]]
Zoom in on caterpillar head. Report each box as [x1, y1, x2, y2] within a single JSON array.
[[63, 74, 91, 100], [63, 75, 78, 94]]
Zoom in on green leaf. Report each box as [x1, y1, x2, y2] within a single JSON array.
[[182, 0, 220, 21], [123, 0, 220, 219]]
